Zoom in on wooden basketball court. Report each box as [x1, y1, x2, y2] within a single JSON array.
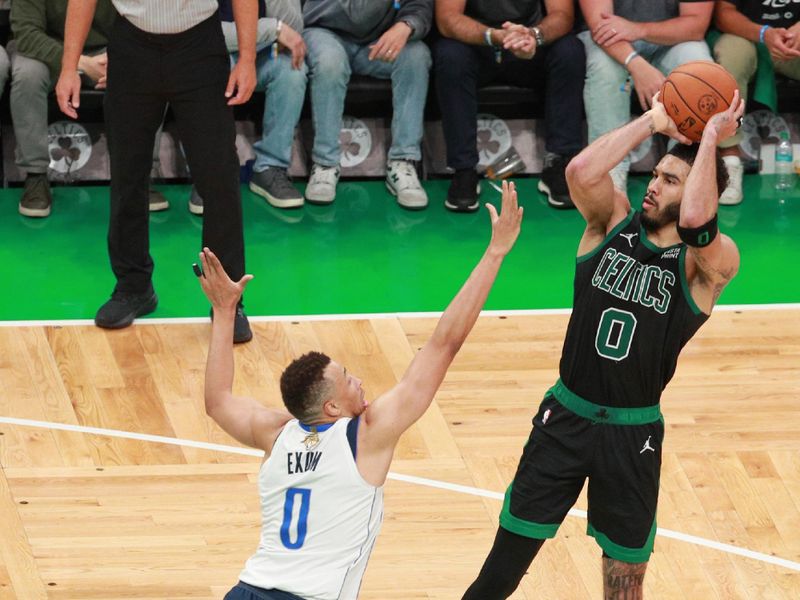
[[1, 309, 799, 599]]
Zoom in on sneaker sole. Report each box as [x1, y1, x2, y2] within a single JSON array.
[[95, 294, 158, 329], [385, 180, 428, 210], [149, 201, 170, 212], [305, 193, 335, 206], [19, 204, 51, 218], [188, 202, 204, 216], [444, 182, 481, 212], [718, 195, 743, 206], [250, 181, 304, 209], [538, 180, 573, 210]]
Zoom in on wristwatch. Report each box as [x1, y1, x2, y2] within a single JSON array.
[[530, 25, 545, 47]]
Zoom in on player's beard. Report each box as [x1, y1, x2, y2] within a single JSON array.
[[640, 198, 680, 232]]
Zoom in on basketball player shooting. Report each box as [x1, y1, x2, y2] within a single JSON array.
[[196, 181, 522, 600], [462, 90, 743, 599]]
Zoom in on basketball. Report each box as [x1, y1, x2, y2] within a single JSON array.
[[660, 61, 738, 142]]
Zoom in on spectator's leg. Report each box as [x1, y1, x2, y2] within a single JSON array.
[[303, 27, 352, 168], [433, 37, 481, 170], [253, 52, 307, 171], [105, 31, 167, 294], [165, 20, 245, 284], [9, 51, 51, 176], [0, 45, 10, 100], [713, 34, 757, 151], [579, 30, 632, 190], [541, 34, 585, 158], [773, 56, 800, 84], [351, 41, 431, 162]]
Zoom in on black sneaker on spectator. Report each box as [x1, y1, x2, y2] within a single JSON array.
[[538, 153, 575, 209], [95, 290, 158, 329], [148, 188, 169, 212], [250, 167, 304, 209], [19, 173, 52, 218], [210, 305, 253, 344], [445, 169, 480, 213], [188, 185, 204, 215]]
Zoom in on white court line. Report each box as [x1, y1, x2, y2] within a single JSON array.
[[2, 415, 799, 573], [1, 302, 799, 328]]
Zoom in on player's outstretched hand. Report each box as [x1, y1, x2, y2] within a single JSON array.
[[706, 89, 744, 144], [197, 247, 253, 310], [486, 180, 523, 257]]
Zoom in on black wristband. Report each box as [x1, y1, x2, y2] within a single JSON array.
[[676, 214, 718, 248]]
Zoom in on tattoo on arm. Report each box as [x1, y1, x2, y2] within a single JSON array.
[[603, 557, 647, 600], [689, 247, 736, 284]]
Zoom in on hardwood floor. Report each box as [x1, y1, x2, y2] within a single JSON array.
[[1, 309, 799, 599]]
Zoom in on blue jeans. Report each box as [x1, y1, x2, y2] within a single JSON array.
[[303, 27, 431, 166], [579, 31, 711, 184], [231, 48, 307, 171]]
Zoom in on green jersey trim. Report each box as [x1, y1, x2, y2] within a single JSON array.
[[638, 225, 682, 253], [549, 379, 663, 425], [679, 247, 705, 316], [587, 519, 657, 563], [576, 211, 636, 264], [500, 483, 560, 539]]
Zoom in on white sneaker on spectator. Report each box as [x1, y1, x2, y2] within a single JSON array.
[[720, 156, 743, 205], [305, 164, 340, 205], [386, 159, 428, 210]]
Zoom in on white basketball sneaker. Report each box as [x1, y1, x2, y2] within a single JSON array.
[[720, 155, 743, 205]]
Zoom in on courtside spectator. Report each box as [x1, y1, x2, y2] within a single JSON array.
[[10, 0, 115, 217], [435, 0, 585, 211], [713, 0, 800, 205], [303, 0, 433, 209], [579, 0, 713, 193]]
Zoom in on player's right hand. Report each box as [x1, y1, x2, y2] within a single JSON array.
[[487, 180, 523, 257], [649, 91, 692, 145], [55, 70, 82, 119]]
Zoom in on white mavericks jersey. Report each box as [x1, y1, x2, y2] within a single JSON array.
[[238, 418, 384, 599]]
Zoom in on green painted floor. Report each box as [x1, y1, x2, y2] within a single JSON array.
[[1, 175, 798, 321]]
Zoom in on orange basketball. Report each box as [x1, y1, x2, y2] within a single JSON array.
[[660, 61, 738, 142]]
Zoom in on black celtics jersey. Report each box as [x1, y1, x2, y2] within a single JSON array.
[[559, 211, 709, 409]]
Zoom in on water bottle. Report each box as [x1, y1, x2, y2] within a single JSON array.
[[775, 131, 794, 190]]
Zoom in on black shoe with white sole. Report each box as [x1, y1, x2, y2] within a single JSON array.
[[445, 169, 480, 213], [539, 154, 575, 209]]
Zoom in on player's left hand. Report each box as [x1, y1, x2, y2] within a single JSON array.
[[705, 89, 744, 143], [487, 180, 523, 257], [226, 58, 256, 105], [197, 248, 253, 310], [369, 22, 412, 62]]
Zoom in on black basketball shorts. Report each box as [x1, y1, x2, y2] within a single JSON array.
[[499, 379, 665, 563]]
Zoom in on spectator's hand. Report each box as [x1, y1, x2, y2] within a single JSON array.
[[649, 91, 692, 145], [78, 53, 107, 84], [501, 22, 537, 59], [226, 57, 256, 105], [705, 89, 744, 144], [368, 21, 412, 62], [628, 59, 666, 111], [787, 22, 800, 52], [592, 12, 643, 47], [197, 247, 253, 310], [277, 23, 306, 70], [55, 69, 82, 119], [764, 27, 800, 61]]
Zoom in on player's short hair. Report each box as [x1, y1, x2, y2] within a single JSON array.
[[280, 351, 334, 422], [666, 143, 729, 199]]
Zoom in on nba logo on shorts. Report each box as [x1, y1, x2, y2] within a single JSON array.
[[542, 409, 551, 425]]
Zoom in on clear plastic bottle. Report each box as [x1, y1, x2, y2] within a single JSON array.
[[775, 131, 794, 190]]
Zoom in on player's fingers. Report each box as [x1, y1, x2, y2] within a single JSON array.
[[486, 202, 498, 222], [237, 274, 254, 289]]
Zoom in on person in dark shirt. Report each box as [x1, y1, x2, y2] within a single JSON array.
[[712, 0, 800, 204], [435, 0, 585, 211], [462, 92, 742, 599]]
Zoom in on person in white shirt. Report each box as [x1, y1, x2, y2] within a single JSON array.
[[196, 181, 523, 600]]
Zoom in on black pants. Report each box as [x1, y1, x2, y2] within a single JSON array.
[[105, 13, 245, 294], [433, 35, 585, 170]]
